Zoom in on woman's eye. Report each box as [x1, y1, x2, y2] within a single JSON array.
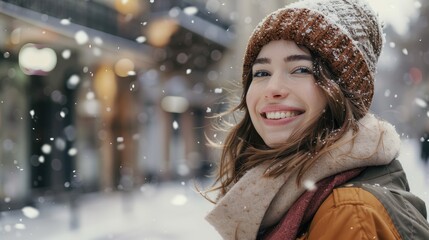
[[292, 67, 313, 74], [253, 70, 270, 78]]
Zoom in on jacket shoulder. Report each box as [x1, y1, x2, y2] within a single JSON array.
[[304, 187, 401, 239], [347, 160, 429, 239]]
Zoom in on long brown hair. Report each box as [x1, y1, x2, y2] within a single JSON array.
[[204, 53, 369, 201]]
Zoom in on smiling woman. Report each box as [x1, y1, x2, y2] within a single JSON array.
[[246, 40, 327, 147], [202, 0, 429, 239]]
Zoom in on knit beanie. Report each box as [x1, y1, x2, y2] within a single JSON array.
[[243, 0, 384, 113]]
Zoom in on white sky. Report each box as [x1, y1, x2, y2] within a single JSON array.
[[368, 0, 421, 35]]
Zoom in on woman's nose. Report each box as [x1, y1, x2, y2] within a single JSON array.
[[264, 74, 289, 99]]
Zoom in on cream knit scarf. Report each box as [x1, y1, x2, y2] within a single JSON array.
[[205, 114, 401, 240]]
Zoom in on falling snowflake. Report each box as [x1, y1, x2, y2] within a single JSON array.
[[214, 88, 223, 94], [67, 74, 80, 89], [136, 36, 147, 43], [303, 179, 317, 191], [384, 89, 391, 97], [173, 120, 179, 130], [206, 107, 212, 113], [86, 91, 95, 100], [60, 19, 71, 25], [93, 37, 103, 45], [74, 30, 89, 45], [186, 68, 192, 75], [415, 98, 427, 108], [183, 6, 198, 15], [41, 144, 52, 154], [22, 206, 40, 219], [68, 148, 78, 156], [62, 49, 71, 59], [15, 223, 26, 230]]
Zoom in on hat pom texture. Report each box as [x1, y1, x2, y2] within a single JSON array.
[[243, 0, 384, 112]]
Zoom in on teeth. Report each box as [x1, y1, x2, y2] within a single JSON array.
[[266, 111, 298, 119]]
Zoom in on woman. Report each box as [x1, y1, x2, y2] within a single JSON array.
[[204, 0, 429, 239]]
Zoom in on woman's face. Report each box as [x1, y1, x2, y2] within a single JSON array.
[[246, 40, 328, 147]]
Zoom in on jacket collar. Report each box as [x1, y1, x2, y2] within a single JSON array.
[[206, 113, 401, 240]]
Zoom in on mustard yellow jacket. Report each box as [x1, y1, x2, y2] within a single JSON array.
[[299, 160, 429, 240]]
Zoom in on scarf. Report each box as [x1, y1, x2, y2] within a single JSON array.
[[205, 114, 401, 240], [262, 168, 363, 239]]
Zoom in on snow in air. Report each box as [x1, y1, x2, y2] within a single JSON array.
[[93, 37, 103, 46], [14, 223, 25, 230], [62, 49, 71, 59], [68, 148, 78, 156], [303, 179, 317, 191], [173, 120, 179, 130], [74, 30, 89, 45], [214, 88, 223, 94], [384, 89, 391, 97], [67, 74, 80, 89], [29, 109, 35, 118], [415, 98, 427, 108], [183, 6, 198, 16], [41, 144, 52, 154], [136, 36, 147, 43], [60, 19, 71, 25], [22, 206, 40, 219]]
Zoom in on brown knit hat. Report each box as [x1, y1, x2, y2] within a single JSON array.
[[243, 0, 384, 112]]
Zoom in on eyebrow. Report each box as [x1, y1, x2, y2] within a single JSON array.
[[253, 57, 270, 65], [253, 54, 312, 66], [285, 54, 312, 62]]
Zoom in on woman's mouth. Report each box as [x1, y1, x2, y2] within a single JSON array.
[[262, 111, 303, 119]]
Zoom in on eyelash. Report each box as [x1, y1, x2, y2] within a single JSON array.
[[252, 67, 313, 78], [253, 71, 269, 78], [293, 67, 313, 74]]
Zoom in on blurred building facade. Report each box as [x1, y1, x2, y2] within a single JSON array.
[[0, 0, 249, 210]]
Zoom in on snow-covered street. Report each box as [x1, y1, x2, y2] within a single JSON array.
[[1, 138, 428, 240], [1, 181, 219, 240]]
